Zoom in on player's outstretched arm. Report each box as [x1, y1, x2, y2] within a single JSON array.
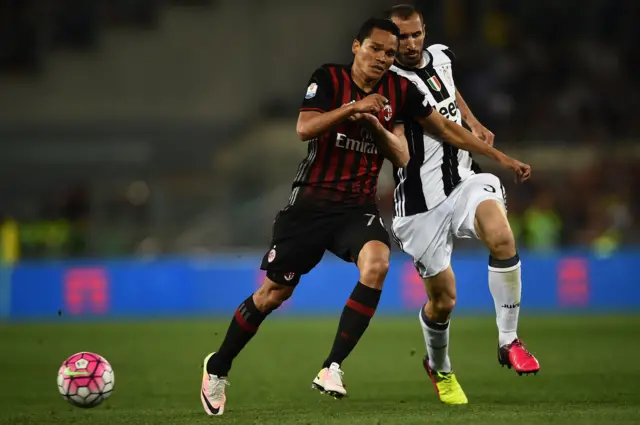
[[416, 111, 531, 182], [296, 94, 388, 141], [456, 90, 495, 147]]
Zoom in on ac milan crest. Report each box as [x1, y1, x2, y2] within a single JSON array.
[[383, 104, 393, 121]]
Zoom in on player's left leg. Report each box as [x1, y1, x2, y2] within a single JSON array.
[[322, 240, 388, 367], [393, 194, 469, 404], [474, 199, 540, 375], [419, 265, 468, 405], [312, 211, 390, 398]]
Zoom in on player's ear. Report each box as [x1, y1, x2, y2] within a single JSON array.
[[352, 39, 361, 55]]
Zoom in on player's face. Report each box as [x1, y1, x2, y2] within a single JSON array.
[[352, 28, 398, 80], [391, 14, 426, 68]]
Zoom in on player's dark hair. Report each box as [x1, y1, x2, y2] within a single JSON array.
[[384, 4, 424, 25], [355, 17, 400, 43]]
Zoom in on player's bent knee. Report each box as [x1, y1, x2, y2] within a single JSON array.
[[424, 267, 457, 318], [476, 202, 516, 258], [357, 241, 390, 289], [483, 225, 516, 258], [432, 294, 456, 315], [254, 277, 295, 313], [359, 258, 389, 289]]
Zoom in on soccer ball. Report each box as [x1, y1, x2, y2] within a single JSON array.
[[57, 352, 114, 408]]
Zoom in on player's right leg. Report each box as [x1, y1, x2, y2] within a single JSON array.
[[201, 205, 328, 416], [311, 208, 390, 399], [474, 197, 540, 375], [453, 173, 540, 375]]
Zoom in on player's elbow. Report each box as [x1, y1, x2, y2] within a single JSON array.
[[392, 151, 410, 168], [388, 131, 409, 167], [296, 122, 312, 141], [398, 150, 410, 168]]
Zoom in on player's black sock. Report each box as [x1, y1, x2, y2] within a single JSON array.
[[323, 282, 381, 368], [207, 294, 269, 376]]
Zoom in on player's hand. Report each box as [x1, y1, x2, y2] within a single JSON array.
[[352, 94, 388, 115], [348, 112, 380, 127], [500, 156, 531, 183], [470, 123, 495, 147]]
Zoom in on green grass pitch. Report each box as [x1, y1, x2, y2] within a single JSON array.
[[1, 315, 639, 425]]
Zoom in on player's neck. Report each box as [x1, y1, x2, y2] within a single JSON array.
[[351, 68, 379, 93]]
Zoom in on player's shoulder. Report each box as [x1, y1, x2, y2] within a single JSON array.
[[384, 67, 411, 88], [387, 71, 412, 87], [427, 43, 450, 54], [426, 44, 455, 65], [389, 61, 414, 79]]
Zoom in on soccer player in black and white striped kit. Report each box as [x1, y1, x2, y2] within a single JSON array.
[[385, 5, 540, 405]]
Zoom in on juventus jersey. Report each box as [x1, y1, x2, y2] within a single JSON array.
[[390, 44, 481, 217]]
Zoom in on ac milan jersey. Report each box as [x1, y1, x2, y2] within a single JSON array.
[[289, 63, 432, 207]]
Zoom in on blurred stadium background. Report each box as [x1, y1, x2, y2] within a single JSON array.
[[0, 1, 639, 424]]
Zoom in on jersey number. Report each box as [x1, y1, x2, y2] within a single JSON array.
[[364, 213, 385, 229], [439, 100, 458, 121]]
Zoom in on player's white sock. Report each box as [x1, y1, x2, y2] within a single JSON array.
[[488, 254, 522, 347], [419, 307, 451, 373]]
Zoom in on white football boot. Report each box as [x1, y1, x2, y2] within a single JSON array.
[[312, 362, 347, 399], [201, 353, 230, 416]]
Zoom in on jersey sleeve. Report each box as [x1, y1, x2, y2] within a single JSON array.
[[398, 79, 432, 122], [442, 48, 456, 68], [300, 67, 334, 113], [429, 44, 456, 69]]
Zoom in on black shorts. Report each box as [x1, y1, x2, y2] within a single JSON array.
[[260, 203, 390, 285]]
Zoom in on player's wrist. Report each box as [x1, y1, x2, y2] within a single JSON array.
[[346, 103, 360, 115], [486, 146, 505, 161], [495, 151, 512, 165], [364, 115, 383, 131]]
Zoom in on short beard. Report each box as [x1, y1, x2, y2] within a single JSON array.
[[398, 54, 421, 68]]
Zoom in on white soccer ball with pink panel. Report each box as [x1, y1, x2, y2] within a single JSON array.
[[57, 352, 114, 408]]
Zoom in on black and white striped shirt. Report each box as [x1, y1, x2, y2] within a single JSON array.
[[391, 44, 481, 217]]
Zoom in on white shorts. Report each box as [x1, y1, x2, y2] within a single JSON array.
[[392, 173, 505, 278]]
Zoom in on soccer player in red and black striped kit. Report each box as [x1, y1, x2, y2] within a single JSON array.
[[200, 17, 531, 416]]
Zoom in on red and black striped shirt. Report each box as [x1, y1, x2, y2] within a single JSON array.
[[289, 63, 432, 208]]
